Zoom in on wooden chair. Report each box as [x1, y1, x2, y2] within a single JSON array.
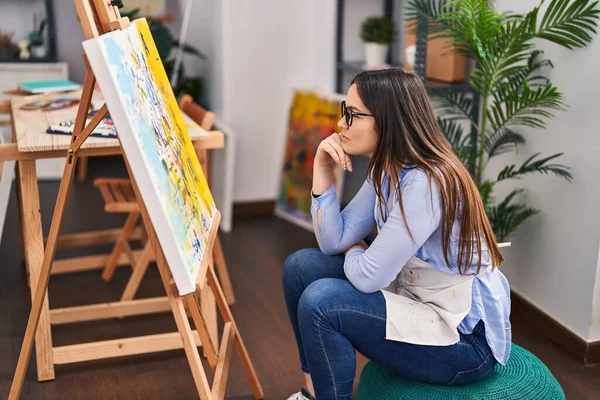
[[97, 95, 236, 305]]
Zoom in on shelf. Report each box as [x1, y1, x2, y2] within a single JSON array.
[[0, 57, 58, 64], [337, 61, 474, 94], [337, 60, 403, 74], [424, 79, 473, 94]]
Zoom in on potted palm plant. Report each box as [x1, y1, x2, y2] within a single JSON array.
[[360, 16, 397, 68], [405, 0, 600, 241]]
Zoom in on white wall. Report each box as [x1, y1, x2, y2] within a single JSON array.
[[53, 0, 86, 82], [490, 0, 600, 341], [219, 0, 337, 202]]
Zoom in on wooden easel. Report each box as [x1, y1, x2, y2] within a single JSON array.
[[8, 1, 263, 399]]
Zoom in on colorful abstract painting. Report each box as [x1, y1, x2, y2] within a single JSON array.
[[275, 90, 346, 231], [83, 19, 216, 295]]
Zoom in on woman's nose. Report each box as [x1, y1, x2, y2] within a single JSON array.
[[337, 117, 347, 129]]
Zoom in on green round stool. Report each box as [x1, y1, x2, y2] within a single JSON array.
[[356, 344, 565, 400]]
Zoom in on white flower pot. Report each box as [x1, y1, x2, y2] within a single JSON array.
[[364, 42, 389, 69], [31, 45, 46, 59]]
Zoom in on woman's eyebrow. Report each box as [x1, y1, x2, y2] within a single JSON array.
[[347, 104, 366, 113]]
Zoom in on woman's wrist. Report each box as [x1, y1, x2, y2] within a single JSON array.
[[312, 165, 334, 196]]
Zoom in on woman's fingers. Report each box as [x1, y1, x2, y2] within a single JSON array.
[[326, 139, 345, 168], [330, 135, 352, 172], [320, 135, 353, 171], [345, 152, 353, 172]]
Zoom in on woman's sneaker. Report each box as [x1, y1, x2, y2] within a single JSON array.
[[286, 388, 315, 400]]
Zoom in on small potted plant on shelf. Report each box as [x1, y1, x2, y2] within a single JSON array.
[[29, 13, 47, 59], [360, 16, 396, 68]]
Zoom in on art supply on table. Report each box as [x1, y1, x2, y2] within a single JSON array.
[[46, 109, 117, 138], [20, 97, 80, 111], [18, 79, 81, 94]]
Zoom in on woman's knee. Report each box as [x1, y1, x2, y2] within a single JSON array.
[[298, 278, 354, 320], [282, 248, 322, 287]]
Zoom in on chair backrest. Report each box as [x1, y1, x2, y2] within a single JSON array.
[[179, 94, 215, 131]]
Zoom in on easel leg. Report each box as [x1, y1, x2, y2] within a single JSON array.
[[213, 236, 235, 305], [9, 70, 97, 399], [200, 267, 219, 349], [199, 147, 235, 306], [196, 147, 220, 349], [168, 288, 212, 399], [148, 217, 213, 398], [16, 160, 55, 382], [207, 267, 263, 399], [77, 156, 89, 183]]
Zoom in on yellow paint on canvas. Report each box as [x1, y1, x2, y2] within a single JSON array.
[[134, 19, 216, 219]]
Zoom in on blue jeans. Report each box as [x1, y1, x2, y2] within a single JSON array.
[[283, 248, 497, 400]]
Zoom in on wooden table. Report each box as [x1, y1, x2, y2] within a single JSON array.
[[2, 90, 224, 382]]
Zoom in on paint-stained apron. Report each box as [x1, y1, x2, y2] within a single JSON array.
[[380, 256, 488, 346]]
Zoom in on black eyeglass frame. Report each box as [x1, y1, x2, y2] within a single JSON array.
[[341, 100, 374, 126]]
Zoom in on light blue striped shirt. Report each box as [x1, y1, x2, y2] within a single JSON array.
[[311, 167, 511, 365]]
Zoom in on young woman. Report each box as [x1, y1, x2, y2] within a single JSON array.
[[283, 68, 511, 400]]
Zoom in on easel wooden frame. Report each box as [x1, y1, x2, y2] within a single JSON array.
[[39, 97, 226, 350], [8, 1, 263, 399]]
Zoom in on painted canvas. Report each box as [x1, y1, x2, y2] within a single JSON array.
[[83, 19, 216, 295], [275, 90, 346, 231]]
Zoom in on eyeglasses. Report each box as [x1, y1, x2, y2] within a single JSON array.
[[341, 100, 374, 127]]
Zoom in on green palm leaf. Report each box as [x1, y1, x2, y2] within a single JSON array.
[[405, 0, 599, 241], [488, 80, 565, 131], [485, 128, 526, 158], [404, 0, 452, 35], [404, 0, 449, 21], [439, 0, 504, 60], [478, 179, 495, 213], [437, 117, 473, 165], [488, 188, 539, 242], [497, 152, 572, 182], [501, 50, 553, 92], [538, 0, 600, 49], [433, 92, 476, 123]]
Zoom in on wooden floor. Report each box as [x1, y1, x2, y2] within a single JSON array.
[[1, 156, 599, 399]]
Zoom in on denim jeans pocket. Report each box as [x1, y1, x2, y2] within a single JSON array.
[[446, 352, 496, 386]]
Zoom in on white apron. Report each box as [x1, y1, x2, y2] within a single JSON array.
[[380, 256, 488, 346], [374, 175, 487, 346]]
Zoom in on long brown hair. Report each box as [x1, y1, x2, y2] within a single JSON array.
[[352, 68, 503, 274]]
